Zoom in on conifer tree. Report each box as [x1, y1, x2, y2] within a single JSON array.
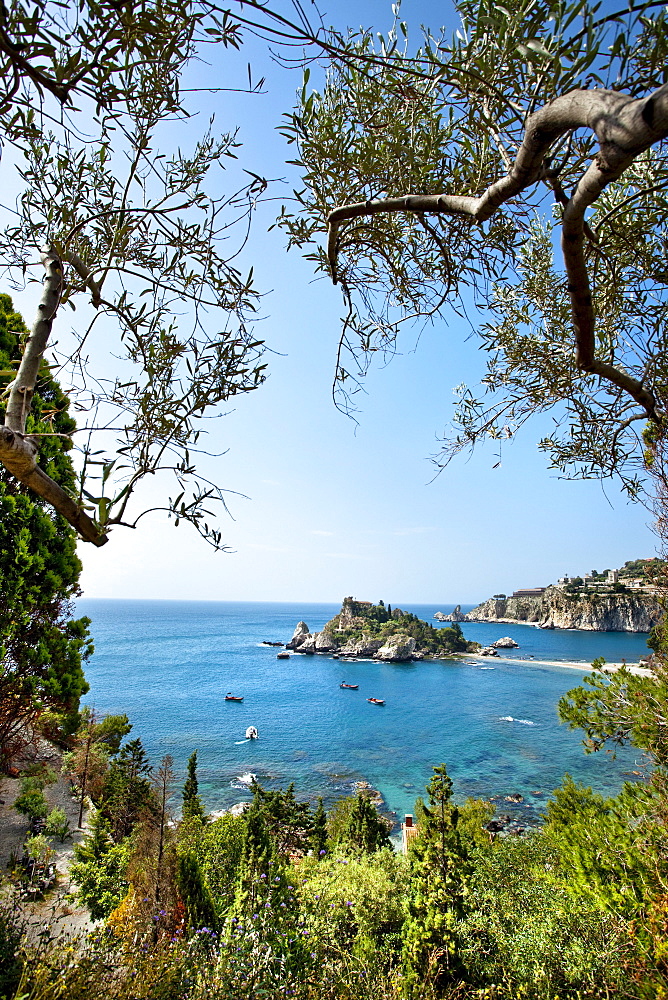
[[176, 851, 219, 933], [340, 793, 392, 854], [101, 738, 154, 840], [401, 764, 468, 992], [182, 750, 205, 822], [0, 294, 92, 761], [232, 799, 276, 916], [251, 781, 313, 857]]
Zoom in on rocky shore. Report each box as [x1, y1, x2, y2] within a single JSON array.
[[287, 620, 424, 662]]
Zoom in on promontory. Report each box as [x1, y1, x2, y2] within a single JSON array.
[[440, 559, 663, 632]]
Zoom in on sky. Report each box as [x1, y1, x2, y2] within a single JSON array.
[[15, 0, 660, 604]]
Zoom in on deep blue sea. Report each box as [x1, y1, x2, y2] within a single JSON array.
[[76, 600, 651, 829]]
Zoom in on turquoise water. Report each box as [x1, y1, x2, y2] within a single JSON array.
[[77, 600, 650, 827]]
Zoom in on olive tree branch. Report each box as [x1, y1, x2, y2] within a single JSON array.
[[327, 83, 668, 423], [0, 247, 106, 545]]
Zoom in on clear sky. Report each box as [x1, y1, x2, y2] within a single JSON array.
[[22, 1, 662, 603]]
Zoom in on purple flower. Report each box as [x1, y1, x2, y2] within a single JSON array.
[[319, 849, 326, 855]]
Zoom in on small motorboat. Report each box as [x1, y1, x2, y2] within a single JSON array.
[[225, 694, 244, 702], [340, 683, 359, 689], [367, 697, 385, 705], [245, 726, 258, 739]]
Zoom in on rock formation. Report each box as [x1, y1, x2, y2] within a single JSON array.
[[491, 637, 519, 648], [375, 634, 416, 661], [467, 586, 659, 632], [434, 604, 468, 622]]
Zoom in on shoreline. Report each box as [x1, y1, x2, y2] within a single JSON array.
[[461, 652, 653, 677]]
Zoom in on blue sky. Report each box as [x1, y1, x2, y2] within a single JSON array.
[[36, 1, 661, 602]]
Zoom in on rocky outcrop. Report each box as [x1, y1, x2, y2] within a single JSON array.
[[468, 586, 660, 632], [434, 605, 468, 622], [374, 634, 416, 662], [286, 622, 311, 649], [491, 637, 519, 648], [340, 636, 385, 657]]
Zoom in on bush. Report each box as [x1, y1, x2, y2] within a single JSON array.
[[45, 806, 71, 843], [14, 786, 48, 821], [456, 834, 631, 998]]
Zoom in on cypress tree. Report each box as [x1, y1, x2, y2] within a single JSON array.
[[401, 764, 468, 993], [182, 750, 205, 821]]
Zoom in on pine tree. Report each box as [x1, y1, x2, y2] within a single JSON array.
[[182, 750, 205, 822], [251, 781, 313, 857], [401, 764, 468, 993], [339, 793, 391, 853], [101, 738, 154, 840]]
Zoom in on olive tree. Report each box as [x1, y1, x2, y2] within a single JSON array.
[[0, 0, 340, 548], [281, 0, 668, 496]]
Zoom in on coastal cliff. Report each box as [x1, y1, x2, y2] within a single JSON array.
[[468, 586, 660, 632]]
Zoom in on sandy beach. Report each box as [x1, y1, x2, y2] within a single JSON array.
[[463, 653, 654, 677]]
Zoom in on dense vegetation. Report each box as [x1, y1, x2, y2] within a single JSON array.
[[324, 599, 475, 656], [0, 295, 92, 763], [4, 647, 668, 1000]]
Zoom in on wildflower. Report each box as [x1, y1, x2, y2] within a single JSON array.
[[319, 849, 326, 855]]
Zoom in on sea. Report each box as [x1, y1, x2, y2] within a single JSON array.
[[76, 600, 651, 830]]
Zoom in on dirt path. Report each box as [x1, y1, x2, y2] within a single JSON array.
[[1, 742, 93, 938]]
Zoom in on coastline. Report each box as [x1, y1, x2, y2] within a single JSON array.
[[462, 652, 654, 677]]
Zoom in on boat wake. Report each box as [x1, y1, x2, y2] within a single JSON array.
[[234, 739, 250, 744], [231, 771, 257, 789], [499, 716, 536, 726]]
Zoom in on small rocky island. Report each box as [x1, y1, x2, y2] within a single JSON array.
[[287, 597, 479, 661]]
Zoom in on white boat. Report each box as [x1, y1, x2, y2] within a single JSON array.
[[245, 726, 258, 739]]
